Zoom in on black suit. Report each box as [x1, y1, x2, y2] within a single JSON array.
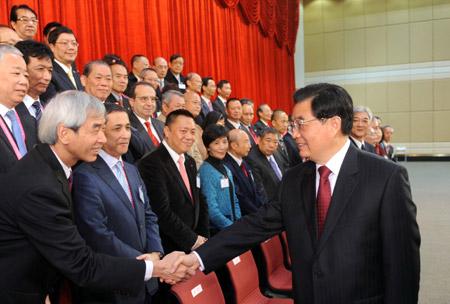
[[0, 144, 146, 304], [282, 132, 302, 167], [195, 97, 211, 128], [164, 70, 186, 90], [138, 144, 209, 253], [212, 97, 226, 118], [197, 143, 420, 304], [253, 120, 269, 136], [41, 61, 83, 104], [0, 108, 38, 174], [223, 154, 266, 215], [128, 112, 164, 161], [240, 124, 258, 147], [246, 146, 287, 203], [350, 137, 376, 154], [105, 93, 132, 112]]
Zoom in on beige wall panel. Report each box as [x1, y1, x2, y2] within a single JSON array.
[[304, 34, 325, 72], [387, 0, 410, 24], [388, 81, 411, 112], [344, 83, 367, 105], [344, 29, 366, 68], [324, 32, 345, 70], [387, 24, 410, 64], [365, 27, 387, 66], [304, 1, 323, 35], [364, 0, 387, 27], [411, 79, 434, 111], [432, 1, 450, 19], [366, 82, 388, 113], [433, 19, 450, 61], [433, 111, 450, 141], [410, 21, 433, 63], [384, 112, 411, 142], [410, 111, 434, 142], [323, 1, 344, 32], [344, 0, 365, 30], [410, 0, 433, 22], [433, 78, 450, 110]]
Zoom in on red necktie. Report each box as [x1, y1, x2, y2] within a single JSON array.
[[240, 162, 249, 177], [248, 126, 258, 143], [144, 121, 160, 147], [317, 166, 332, 237]]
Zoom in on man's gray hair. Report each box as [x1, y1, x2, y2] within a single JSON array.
[[162, 89, 184, 105], [353, 105, 373, 120], [39, 90, 105, 144], [0, 44, 23, 61]]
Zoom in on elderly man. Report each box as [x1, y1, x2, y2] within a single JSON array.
[[125, 54, 149, 96], [185, 72, 202, 94], [165, 54, 186, 91], [153, 57, 168, 90], [81, 60, 113, 103], [254, 103, 273, 136], [350, 105, 375, 153], [157, 90, 185, 123], [0, 90, 192, 304], [224, 98, 243, 131], [240, 99, 258, 147], [184, 90, 207, 168], [271, 109, 302, 167], [9, 4, 38, 40], [141, 67, 163, 111], [0, 25, 22, 45]]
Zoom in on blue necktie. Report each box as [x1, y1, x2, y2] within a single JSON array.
[[113, 161, 132, 203], [6, 110, 27, 157], [269, 156, 282, 181], [32, 101, 42, 121]]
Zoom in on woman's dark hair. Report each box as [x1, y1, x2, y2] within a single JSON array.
[[202, 124, 228, 148]]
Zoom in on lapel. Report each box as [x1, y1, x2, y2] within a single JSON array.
[[316, 145, 359, 254], [257, 149, 280, 182], [92, 157, 136, 218], [150, 118, 164, 141], [130, 113, 156, 150], [226, 155, 254, 194], [16, 103, 38, 150], [0, 119, 16, 157], [53, 61, 77, 90]]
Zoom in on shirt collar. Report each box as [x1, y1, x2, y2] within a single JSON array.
[[0, 103, 12, 118], [135, 113, 151, 125], [54, 59, 72, 74], [201, 95, 211, 102], [50, 146, 72, 179], [23, 95, 40, 110], [218, 96, 226, 104], [111, 91, 121, 100], [315, 139, 350, 178], [99, 149, 122, 169], [350, 136, 364, 149], [162, 140, 184, 164], [227, 152, 242, 166], [227, 119, 241, 129]]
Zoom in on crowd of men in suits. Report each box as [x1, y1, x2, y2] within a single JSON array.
[[0, 4, 417, 304]]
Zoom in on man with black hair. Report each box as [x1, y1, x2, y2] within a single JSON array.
[[42, 21, 62, 45], [164, 54, 186, 91], [81, 60, 113, 103], [213, 80, 231, 117], [254, 103, 272, 136], [41, 26, 83, 103], [103, 54, 131, 111], [197, 76, 215, 127], [9, 4, 38, 40]]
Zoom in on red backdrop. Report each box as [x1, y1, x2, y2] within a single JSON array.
[[0, 0, 299, 112]]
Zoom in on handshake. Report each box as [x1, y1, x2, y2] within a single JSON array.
[[137, 251, 203, 285]]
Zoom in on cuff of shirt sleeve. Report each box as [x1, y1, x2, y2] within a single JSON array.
[[144, 260, 154, 281], [192, 251, 205, 271]]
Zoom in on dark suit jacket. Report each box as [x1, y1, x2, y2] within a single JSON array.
[[195, 97, 211, 128], [41, 61, 83, 104], [212, 97, 226, 117], [240, 124, 257, 147], [253, 120, 270, 136], [246, 146, 286, 203], [197, 143, 420, 304], [224, 119, 240, 131], [350, 137, 376, 154], [124, 73, 138, 97], [0, 109, 38, 174], [138, 144, 209, 253], [128, 112, 164, 161], [105, 93, 132, 112], [164, 69, 186, 90], [283, 132, 302, 167], [0, 144, 146, 304], [72, 156, 163, 303], [223, 154, 266, 215]]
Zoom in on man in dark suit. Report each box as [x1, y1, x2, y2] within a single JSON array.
[[72, 104, 163, 303], [164, 54, 186, 92], [253, 103, 272, 136], [272, 109, 302, 167], [247, 128, 287, 203], [141, 67, 163, 112], [224, 98, 243, 131], [0, 45, 37, 173], [41, 26, 83, 103], [224, 129, 266, 215], [153, 57, 169, 91], [103, 54, 132, 112], [350, 105, 376, 153], [138, 109, 209, 254], [240, 99, 258, 147], [0, 90, 191, 304], [128, 82, 164, 161], [175, 83, 420, 304], [81, 60, 113, 103], [197, 77, 215, 126], [125, 54, 149, 97], [212, 79, 231, 117]]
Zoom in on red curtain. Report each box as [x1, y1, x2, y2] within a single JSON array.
[[1, 0, 299, 113]]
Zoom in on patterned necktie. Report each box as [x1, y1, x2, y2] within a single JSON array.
[[144, 121, 160, 147], [67, 69, 77, 89], [317, 166, 332, 237], [177, 154, 193, 201], [6, 110, 27, 157], [32, 101, 42, 121], [113, 161, 133, 204], [268, 155, 282, 181]]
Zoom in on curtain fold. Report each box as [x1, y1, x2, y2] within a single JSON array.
[[1, 0, 299, 112]]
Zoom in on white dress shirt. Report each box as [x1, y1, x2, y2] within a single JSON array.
[[23, 95, 42, 119], [0, 103, 14, 130], [136, 114, 161, 143]]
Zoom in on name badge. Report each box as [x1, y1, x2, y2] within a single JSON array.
[[178, 83, 186, 90], [220, 178, 229, 188], [196, 176, 201, 188]]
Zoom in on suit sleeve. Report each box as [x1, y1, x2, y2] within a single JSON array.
[[380, 165, 420, 303], [246, 157, 269, 202], [72, 169, 142, 258], [138, 157, 198, 251], [16, 185, 145, 295]]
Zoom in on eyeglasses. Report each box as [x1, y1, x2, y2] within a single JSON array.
[[290, 117, 327, 131], [55, 41, 79, 48], [135, 96, 157, 102], [16, 17, 38, 24]]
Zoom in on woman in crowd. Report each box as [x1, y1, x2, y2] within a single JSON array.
[[199, 125, 241, 235], [202, 111, 225, 129]]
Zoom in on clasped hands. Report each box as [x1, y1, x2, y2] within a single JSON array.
[[137, 251, 201, 285]]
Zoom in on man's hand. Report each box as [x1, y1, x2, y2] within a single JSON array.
[[171, 252, 201, 274], [191, 235, 208, 250], [143, 251, 196, 284], [136, 252, 161, 262]]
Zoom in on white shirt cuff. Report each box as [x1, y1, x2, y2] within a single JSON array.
[[192, 251, 205, 271], [144, 260, 154, 281]]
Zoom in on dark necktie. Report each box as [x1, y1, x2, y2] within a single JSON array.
[[32, 101, 42, 121], [317, 166, 332, 237], [240, 162, 249, 177], [68, 172, 73, 193]]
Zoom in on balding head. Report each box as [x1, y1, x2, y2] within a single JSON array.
[[227, 129, 251, 158]]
